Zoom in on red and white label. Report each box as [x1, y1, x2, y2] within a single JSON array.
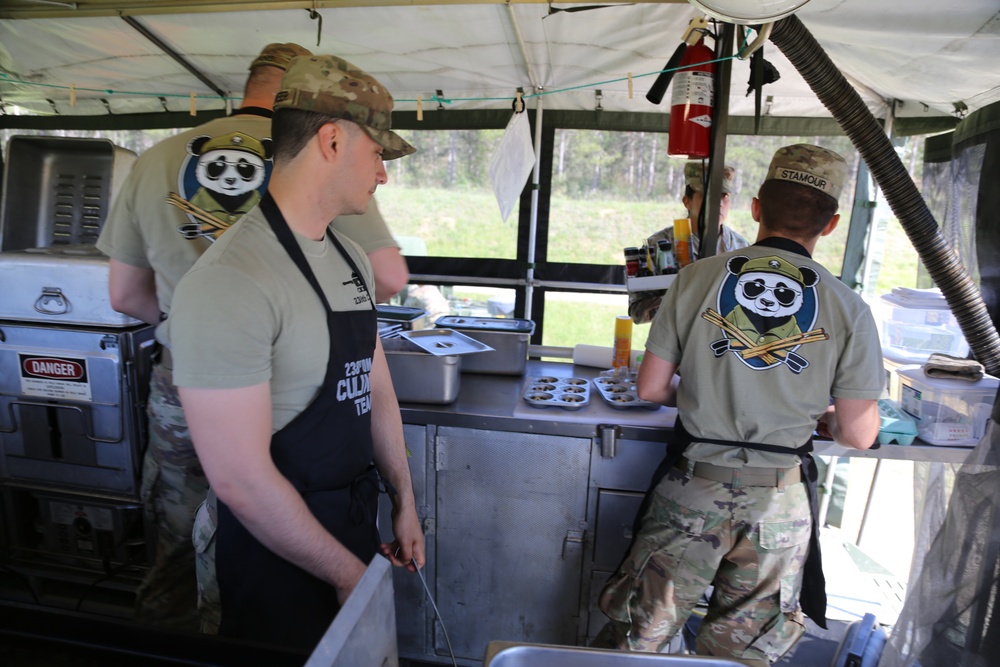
[[22, 357, 85, 380], [18, 353, 92, 401]]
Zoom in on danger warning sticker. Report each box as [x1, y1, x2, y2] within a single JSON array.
[[19, 354, 92, 401]]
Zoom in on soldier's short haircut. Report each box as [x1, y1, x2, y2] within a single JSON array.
[[757, 179, 839, 238], [271, 109, 340, 164]]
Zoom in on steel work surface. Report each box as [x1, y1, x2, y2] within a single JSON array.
[[398, 360, 972, 464], [484, 642, 749, 666]]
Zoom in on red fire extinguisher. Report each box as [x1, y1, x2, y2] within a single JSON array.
[[668, 37, 715, 159]]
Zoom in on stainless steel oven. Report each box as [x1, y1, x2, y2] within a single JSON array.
[[0, 320, 155, 498]]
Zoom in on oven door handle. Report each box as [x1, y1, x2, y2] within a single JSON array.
[[1, 399, 124, 444]]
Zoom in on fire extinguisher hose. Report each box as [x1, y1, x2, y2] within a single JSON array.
[[646, 42, 689, 105]]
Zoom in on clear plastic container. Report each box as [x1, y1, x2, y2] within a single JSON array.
[[879, 288, 969, 364], [897, 367, 998, 446]]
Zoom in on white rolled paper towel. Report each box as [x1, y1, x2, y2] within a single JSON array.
[[573, 344, 642, 369]]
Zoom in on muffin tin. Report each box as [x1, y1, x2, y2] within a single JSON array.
[[521, 376, 591, 410], [592, 376, 660, 410]]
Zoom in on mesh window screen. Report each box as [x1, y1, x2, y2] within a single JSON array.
[[883, 101, 1000, 667]]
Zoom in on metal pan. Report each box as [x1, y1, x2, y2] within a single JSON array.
[[399, 328, 494, 356]]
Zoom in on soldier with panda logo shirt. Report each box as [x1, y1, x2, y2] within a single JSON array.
[[96, 42, 409, 632], [594, 145, 883, 666]]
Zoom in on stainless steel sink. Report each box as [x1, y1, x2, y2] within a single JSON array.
[[484, 642, 752, 666]]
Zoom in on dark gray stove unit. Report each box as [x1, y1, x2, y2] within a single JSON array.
[[2, 484, 148, 574]]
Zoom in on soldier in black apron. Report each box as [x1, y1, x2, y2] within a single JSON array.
[[168, 53, 422, 652], [213, 195, 384, 648]]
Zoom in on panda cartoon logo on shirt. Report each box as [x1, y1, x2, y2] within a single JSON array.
[[167, 131, 274, 242], [702, 255, 829, 374]]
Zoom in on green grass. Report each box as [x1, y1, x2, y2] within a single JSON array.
[[376, 186, 516, 258]]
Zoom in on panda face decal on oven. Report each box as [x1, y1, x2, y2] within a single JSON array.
[[703, 255, 826, 374], [169, 131, 274, 242]]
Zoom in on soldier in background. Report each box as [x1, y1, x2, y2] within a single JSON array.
[[629, 162, 750, 324]]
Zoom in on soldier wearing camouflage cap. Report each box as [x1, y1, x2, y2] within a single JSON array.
[[98, 40, 413, 636], [96, 41, 315, 632], [595, 144, 882, 665], [275, 54, 415, 161], [766, 142, 848, 200], [629, 161, 750, 324], [167, 53, 423, 650]]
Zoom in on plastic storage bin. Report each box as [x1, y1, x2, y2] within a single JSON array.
[[883, 356, 921, 400], [879, 288, 969, 364], [897, 367, 998, 446]]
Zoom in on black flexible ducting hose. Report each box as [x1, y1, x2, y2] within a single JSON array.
[[770, 15, 1000, 376]]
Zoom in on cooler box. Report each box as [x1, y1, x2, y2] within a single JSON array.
[[879, 288, 969, 364], [434, 316, 534, 376], [897, 367, 998, 446]]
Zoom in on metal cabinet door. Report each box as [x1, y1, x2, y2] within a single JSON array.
[[377, 423, 431, 658], [434, 426, 590, 661]]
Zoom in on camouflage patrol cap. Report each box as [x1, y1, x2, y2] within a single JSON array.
[[738, 255, 806, 286], [199, 131, 266, 158], [249, 43, 312, 71], [274, 55, 415, 161], [766, 143, 847, 200], [684, 162, 739, 195]]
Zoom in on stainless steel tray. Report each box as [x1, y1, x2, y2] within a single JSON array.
[[521, 376, 590, 410], [485, 641, 748, 666], [400, 328, 494, 356], [593, 376, 660, 410]]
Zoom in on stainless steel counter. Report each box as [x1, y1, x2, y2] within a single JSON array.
[[399, 359, 974, 464], [398, 360, 675, 439]]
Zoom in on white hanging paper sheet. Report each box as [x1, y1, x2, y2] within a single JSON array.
[[488, 111, 536, 223]]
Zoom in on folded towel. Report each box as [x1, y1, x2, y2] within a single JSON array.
[[923, 352, 984, 382]]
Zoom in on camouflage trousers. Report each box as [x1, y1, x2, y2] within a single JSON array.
[[595, 466, 810, 666], [193, 491, 221, 634], [135, 363, 209, 631]]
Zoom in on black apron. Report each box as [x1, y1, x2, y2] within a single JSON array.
[[216, 194, 380, 650], [635, 417, 828, 629]]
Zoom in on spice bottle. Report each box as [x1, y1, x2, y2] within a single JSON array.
[[644, 244, 658, 276], [657, 239, 677, 274], [624, 247, 640, 277]]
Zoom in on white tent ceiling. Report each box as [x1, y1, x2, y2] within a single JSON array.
[[0, 0, 998, 123]]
